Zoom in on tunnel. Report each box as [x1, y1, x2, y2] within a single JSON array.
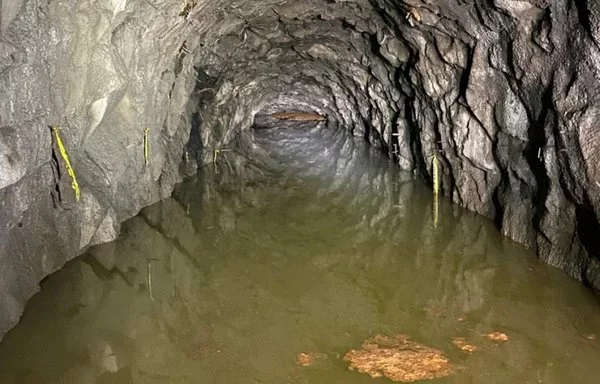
[[1, 0, 600, 381]]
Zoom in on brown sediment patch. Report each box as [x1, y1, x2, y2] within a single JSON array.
[[484, 332, 509, 343], [183, 328, 222, 361], [452, 337, 478, 353], [343, 334, 455, 382], [184, 341, 222, 360], [296, 352, 328, 367]]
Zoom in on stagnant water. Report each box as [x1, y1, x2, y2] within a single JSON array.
[[1, 123, 600, 383]]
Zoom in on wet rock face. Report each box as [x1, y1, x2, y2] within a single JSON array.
[[186, 0, 600, 294], [0, 0, 200, 338], [0, 0, 599, 338]]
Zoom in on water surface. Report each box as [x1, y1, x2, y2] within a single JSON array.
[[1, 125, 599, 384]]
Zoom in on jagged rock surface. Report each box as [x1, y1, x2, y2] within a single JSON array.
[[1, 0, 600, 338]]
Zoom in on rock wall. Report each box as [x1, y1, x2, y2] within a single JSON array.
[[1, 0, 600, 339], [0, 0, 202, 337], [193, 0, 600, 289]]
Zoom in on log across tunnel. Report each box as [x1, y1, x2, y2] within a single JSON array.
[[1, 0, 600, 339]]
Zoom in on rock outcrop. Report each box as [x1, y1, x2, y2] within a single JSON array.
[[1, 0, 600, 339]]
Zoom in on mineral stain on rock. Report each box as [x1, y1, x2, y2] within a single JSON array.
[[343, 335, 455, 382]]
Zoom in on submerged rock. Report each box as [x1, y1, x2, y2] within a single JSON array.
[[343, 335, 455, 382], [295, 352, 329, 367], [452, 337, 478, 353], [484, 332, 510, 343]]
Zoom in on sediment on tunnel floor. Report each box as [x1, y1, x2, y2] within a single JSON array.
[[1, 0, 600, 339]]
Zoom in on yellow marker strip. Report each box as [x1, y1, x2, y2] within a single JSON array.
[[144, 128, 150, 166], [52, 126, 80, 202], [432, 152, 439, 196], [432, 152, 440, 228], [213, 148, 220, 165], [433, 189, 439, 229], [213, 148, 232, 165]]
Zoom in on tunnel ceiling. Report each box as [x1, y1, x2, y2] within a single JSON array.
[[194, 0, 490, 155], [1, 0, 600, 338]]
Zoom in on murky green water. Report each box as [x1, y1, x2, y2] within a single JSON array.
[[1, 129, 600, 383]]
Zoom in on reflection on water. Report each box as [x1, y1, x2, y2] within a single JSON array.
[[1, 125, 600, 384]]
